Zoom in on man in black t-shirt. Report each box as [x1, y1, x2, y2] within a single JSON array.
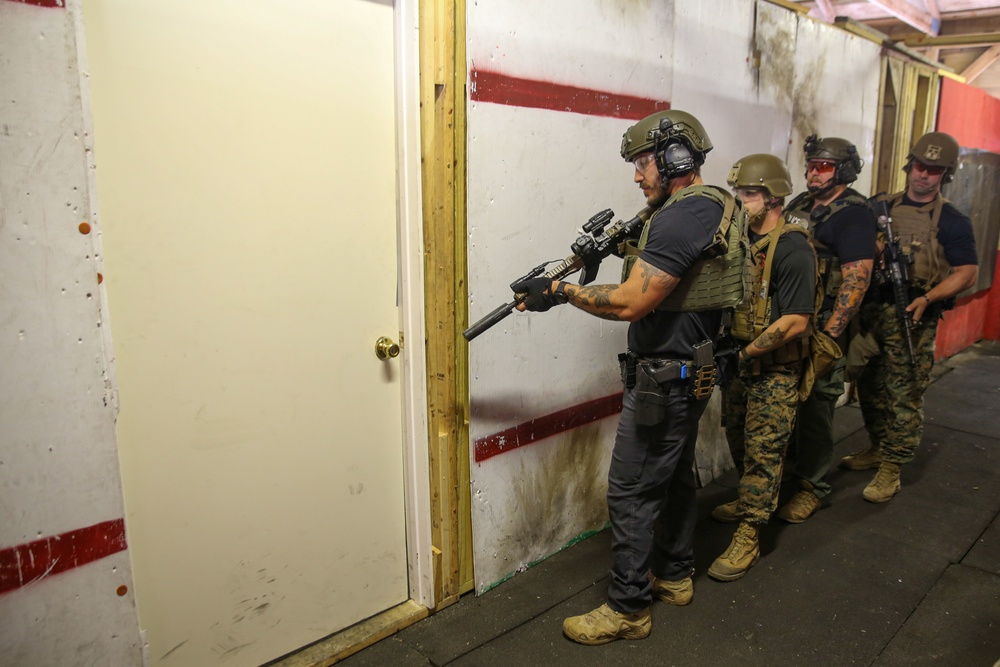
[[708, 154, 816, 581], [842, 131, 978, 503], [514, 110, 729, 645], [778, 135, 876, 523]]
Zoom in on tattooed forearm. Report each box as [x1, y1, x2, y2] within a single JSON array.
[[752, 328, 785, 352], [825, 260, 872, 338], [562, 283, 626, 319], [574, 284, 618, 309]]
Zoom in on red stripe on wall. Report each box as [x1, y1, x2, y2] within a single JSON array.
[[0, 519, 127, 595], [471, 69, 669, 120], [474, 393, 623, 462], [1, 0, 66, 8]]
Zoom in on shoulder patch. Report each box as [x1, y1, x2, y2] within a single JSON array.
[[785, 212, 810, 230]]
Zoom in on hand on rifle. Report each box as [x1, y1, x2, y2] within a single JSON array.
[[512, 278, 568, 312], [905, 294, 932, 323]]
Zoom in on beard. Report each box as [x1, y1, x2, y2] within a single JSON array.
[[807, 180, 834, 197]]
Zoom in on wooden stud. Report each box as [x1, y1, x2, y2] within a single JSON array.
[[418, 0, 473, 611]]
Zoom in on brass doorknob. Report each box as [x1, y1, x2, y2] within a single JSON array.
[[375, 336, 400, 360]]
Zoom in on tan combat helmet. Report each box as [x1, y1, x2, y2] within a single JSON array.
[[727, 153, 793, 198], [907, 131, 960, 182], [621, 110, 713, 179]]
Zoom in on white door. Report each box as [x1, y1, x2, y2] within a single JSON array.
[[82, 1, 411, 665]]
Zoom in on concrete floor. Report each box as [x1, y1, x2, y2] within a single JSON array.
[[340, 342, 1000, 667]]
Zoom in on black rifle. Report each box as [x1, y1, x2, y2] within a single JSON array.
[[463, 206, 653, 341], [873, 197, 916, 365]]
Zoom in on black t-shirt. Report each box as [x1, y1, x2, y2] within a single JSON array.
[[628, 195, 724, 358], [812, 194, 877, 264], [812, 193, 877, 312], [748, 228, 816, 323], [899, 194, 978, 266]]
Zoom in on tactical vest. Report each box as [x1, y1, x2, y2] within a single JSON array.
[[731, 214, 816, 365], [877, 192, 951, 289], [621, 185, 748, 312], [785, 188, 869, 302]]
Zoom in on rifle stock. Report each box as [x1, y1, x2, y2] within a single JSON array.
[[463, 206, 653, 342]]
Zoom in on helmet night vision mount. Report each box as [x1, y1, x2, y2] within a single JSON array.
[[621, 110, 713, 180], [803, 134, 864, 185]]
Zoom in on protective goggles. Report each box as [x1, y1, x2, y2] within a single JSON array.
[[806, 160, 837, 175], [632, 153, 657, 172], [912, 161, 947, 176]]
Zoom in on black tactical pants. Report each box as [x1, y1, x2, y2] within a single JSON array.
[[606, 381, 707, 614]]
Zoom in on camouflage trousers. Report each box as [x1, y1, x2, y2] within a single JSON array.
[[723, 361, 802, 525], [856, 301, 938, 464]]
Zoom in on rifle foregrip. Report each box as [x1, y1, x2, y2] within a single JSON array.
[[463, 299, 519, 341]]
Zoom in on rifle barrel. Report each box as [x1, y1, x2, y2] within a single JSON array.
[[463, 299, 519, 341]]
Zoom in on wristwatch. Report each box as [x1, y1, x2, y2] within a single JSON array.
[[553, 281, 569, 304]]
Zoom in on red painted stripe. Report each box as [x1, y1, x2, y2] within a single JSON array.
[[474, 393, 623, 462], [1, 0, 66, 8], [471, 69, 669, 120], [0, 518, 127, 595]]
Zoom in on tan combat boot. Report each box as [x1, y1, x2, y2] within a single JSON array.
[[863, 462, 901, 503], [840, 445, 882, 471], [776, 485, 821, 524], [707, 522, 760, 582], [650, 575, 693, 606], [562, 603, 651, 645], [710, 500, 740, 523]]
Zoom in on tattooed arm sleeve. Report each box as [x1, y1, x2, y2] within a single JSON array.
[[824, 259, 873, 338]]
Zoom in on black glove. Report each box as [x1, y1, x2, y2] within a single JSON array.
[[511, 278, 568, 312]]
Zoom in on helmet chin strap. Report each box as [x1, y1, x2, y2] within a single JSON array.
[[807, 180, 837, 199], [747, 208, 768, 227]]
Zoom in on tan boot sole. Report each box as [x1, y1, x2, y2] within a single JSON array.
[[707, 552, 759, 582], [863, 485, 900, 503]]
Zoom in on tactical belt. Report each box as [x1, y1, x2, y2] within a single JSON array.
[[619, 339, 716, 401], [619, 351, 693, 388]]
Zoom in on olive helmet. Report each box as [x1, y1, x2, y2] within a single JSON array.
[[621, 110, 713, 179], [727, 153, 793, 198], [803, 134, 863, 184], [906, 131, 960, 182]]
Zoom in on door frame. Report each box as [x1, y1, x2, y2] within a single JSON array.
[[395, 0, 435, 610]]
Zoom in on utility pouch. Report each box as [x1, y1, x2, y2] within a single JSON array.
[[689, 339, 716, 401], [619, 352, 637, 390], [634, 362, 671, 426]]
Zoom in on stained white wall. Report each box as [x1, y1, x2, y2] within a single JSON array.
[[0, 1, 141, 664], [466, 0, 881, 592]]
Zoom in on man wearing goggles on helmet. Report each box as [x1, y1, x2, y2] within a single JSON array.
[[773, 135, 877, 524], [841, 131, 978, 503]]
